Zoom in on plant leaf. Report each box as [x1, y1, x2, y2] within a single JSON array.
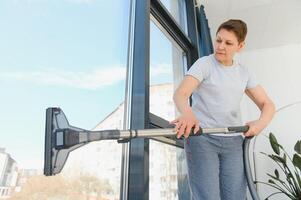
[[294, 171, 301, 191], [267, 173, 285, 184], [286, 173, 293, 183], [283, 153, 287, 163], [274, 169, 279, 179], [268, 155, 286, 164], [294, 140, 301, 154], [269, 133, 280, 155], [260, 151, 268, 156], [268, 179, 276, 184], [293, 154, 301, 171]]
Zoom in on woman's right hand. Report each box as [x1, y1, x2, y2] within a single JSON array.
[[169, 110, 200, 139]]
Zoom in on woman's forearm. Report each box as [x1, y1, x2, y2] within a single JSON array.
[[173, 92, 193, 115], [172, 91, 200, 136], [259, 100, 276, 127]]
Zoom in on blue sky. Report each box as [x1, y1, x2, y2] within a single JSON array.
[[0, 0, 174, 168]]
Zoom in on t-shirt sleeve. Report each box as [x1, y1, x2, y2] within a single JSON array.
[[185, 57, 210, 83], [246, 68, 259, 89]]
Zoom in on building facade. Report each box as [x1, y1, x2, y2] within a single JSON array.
[[62, 83, 187, 200], [0, 148, 18, 199]]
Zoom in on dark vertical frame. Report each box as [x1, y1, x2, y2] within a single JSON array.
[[126, 0, 150, 200], [123, 0, 202, 200]]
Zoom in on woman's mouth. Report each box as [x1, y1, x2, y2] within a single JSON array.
[[216, 52, 225, 55]]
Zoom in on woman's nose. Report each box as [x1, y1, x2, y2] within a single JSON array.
[[218, 42, 225, 50]]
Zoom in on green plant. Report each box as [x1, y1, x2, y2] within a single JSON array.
[[257, 133, 301, 199]]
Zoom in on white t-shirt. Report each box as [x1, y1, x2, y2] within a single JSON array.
[[186, 54, 258, 136]]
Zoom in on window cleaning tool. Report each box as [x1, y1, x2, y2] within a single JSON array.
[[44, 107, 260, 200]]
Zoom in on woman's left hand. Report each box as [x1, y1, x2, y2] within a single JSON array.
[[244, 119, 266, 137]]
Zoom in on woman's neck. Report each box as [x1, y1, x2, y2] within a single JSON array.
[[214, 56, 233, 66], [220, 59, 233, 66]]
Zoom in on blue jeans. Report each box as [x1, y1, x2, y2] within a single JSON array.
[[184, 134, 247, 200]]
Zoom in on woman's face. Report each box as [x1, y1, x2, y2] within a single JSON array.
[[214, 28, 245, 65]]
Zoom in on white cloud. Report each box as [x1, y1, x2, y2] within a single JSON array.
[[0, 66, 126, 90], [150, 63, 172, 76], [65, 0, 96, 4], [11, 0, 97, 5], [0, 63, 173, 89]]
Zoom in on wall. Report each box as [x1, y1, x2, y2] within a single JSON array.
[[200, 0, 301, 199]]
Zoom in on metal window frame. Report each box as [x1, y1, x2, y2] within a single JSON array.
[[121, 0, 150, 200], [149, 112, 184, 148], [121, 0, 200, 200], [151, 0, 199, 68], [148, 0, 199, 146]]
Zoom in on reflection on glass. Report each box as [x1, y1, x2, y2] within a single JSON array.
[[159, 0, 188, 34], [0, 0, 129, 199], [61, 140, 122, 199], [150, 140, 189, 200], [149, 20, 190, 199], [150, 21, 186, 121]]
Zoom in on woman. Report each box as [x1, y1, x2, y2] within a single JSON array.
[[170, 19, 275, 200]]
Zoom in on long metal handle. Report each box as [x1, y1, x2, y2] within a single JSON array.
[[76, 126, 250, 142], [228, 126, 249, 133]]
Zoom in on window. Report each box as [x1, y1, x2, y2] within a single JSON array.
[[0, 0, 130, 199], [148, 8, 191, 200], [159, 0, 188, 35], [149, 20, 186, 121]]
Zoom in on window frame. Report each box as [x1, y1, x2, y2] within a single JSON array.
[[121, 0, 201, 200]]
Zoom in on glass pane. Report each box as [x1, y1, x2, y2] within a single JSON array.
[[150, 20, 186, 121], [149, 20, 190, 199], [159, 0, 188, 34], [150, 140, 190, 200], [0, 0, 130, 199]]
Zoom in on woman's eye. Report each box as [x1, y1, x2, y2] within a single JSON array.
[[226, 42, 233, 45], [216, 39, 222, 43]]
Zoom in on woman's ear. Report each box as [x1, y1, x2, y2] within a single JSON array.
[[237, 41, 245, 52]]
